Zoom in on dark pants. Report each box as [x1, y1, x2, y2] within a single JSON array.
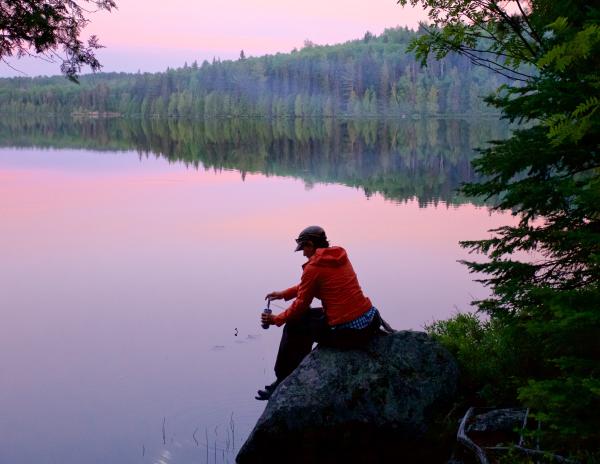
[[274, 307, 380, 381]]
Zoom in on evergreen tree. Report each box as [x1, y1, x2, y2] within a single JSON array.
[[401, 0, 600, 457]]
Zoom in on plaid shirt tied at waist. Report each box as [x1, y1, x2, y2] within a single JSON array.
[[331, 306, 378, 330]]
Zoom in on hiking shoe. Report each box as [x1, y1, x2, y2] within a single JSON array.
[[254, 380, 280, 400], [255, 389, 272, 401], [264, 380, 280, 393]]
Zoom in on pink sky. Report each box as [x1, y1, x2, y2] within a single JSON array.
[[0, 0, 427, 77]]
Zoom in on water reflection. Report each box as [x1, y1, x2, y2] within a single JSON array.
[[0, 116, 509, 206], [0, 117, 513, 464]]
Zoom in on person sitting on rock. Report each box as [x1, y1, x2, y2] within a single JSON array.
[[257, 225, 382, 400]]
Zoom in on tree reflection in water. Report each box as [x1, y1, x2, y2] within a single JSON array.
[[0, 117, 510, 206]]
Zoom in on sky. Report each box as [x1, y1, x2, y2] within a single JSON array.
[[0, 0, 428, 78]]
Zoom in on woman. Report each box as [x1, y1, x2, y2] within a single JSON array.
[[258, 225, 381, 400]]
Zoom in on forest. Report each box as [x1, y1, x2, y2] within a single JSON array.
[[0, 27, 505, 117]]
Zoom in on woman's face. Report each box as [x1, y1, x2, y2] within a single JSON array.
[[302, 241, 315, 258]]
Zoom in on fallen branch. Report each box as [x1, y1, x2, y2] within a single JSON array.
[[457, 407, 490, 464]]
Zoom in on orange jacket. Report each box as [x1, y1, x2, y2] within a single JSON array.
[[273, 246, 372, 327]]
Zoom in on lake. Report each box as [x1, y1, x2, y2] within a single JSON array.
[[0, 117, 511, 463]]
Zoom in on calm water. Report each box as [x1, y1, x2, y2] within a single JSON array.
[[0, 118, 511, 463]]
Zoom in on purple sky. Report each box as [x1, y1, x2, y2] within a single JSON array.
[[0, 0, 427, 78]]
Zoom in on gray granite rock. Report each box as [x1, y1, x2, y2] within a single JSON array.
[[467, 408, 527, 434], [237, 330, 459, 463]]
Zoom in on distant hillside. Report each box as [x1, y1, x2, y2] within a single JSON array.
[[0, 27, 506, 117]]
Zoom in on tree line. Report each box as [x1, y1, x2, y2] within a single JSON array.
[[0, 27, 505, 117]]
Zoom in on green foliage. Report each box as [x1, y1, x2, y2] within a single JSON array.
[[401, 0, 600, 457], [425, 313, 522, 403], [516, 286, 600, 449], [0, 27, 504, 117], [538, 21, 600, 145], [0, 0, 116, 80]]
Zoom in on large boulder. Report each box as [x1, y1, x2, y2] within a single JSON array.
[[237, 330, 458, 463]]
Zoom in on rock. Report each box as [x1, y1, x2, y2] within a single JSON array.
[[466, 408, 526, 434], [236, 331, 458, 463]]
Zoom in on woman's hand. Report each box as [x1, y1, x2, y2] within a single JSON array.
[[260, 312, 277, 326], [265, 291, 284, 301]]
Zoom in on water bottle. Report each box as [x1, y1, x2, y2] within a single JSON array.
[[262, 300, 272, 330]]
